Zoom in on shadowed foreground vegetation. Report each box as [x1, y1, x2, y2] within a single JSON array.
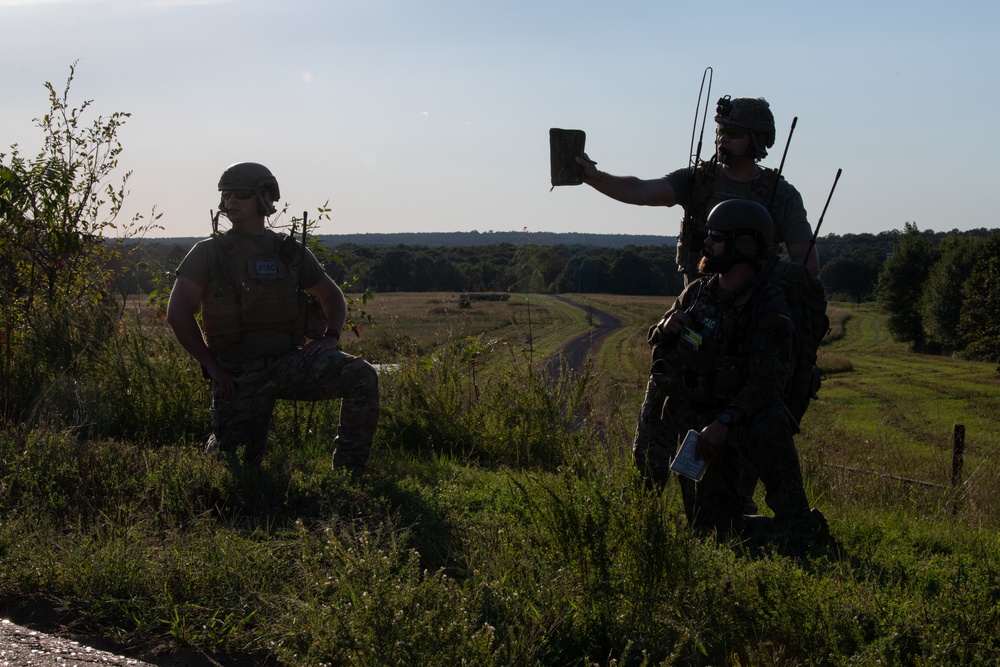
[[1, 294, 999, 666]]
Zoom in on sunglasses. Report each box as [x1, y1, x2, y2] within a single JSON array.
[[706, 230, 731, 243], [221, 189, 256, 200], [716, 126, 748, 140]]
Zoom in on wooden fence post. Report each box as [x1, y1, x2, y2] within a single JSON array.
[[951, 424, 965, 515], [951, 424, 965, 487]]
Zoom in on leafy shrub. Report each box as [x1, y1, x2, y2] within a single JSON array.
[[0, 64, 159, 423]]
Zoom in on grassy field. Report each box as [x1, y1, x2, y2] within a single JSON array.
[[342, 292, 593, 364], [2, 293, 1000, 666], [801, 302, 1000, 526]]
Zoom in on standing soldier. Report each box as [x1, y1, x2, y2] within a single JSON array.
[[577, 95, 819, 283], [576, 96, 820, 503], [167, 162, 379, 474]]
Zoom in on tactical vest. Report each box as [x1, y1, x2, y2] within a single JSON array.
[[201, 231, 303, 345], [650, 277, 750, 404]]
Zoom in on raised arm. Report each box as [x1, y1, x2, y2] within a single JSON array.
[[575, 155, 679, 207]]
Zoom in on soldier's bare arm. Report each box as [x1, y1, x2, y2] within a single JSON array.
[[166, 275, 235, 398], [575, 155, 679, 206], [301, 274, 348, 356]]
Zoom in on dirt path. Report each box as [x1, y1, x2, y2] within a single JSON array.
[[543, 295, 625, 376], [0, 619, 157, 666]]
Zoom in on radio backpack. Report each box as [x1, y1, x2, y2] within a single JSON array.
[[743, 255, 830, 424]]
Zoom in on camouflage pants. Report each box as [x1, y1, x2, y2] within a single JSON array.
[[632, 378, 680, 489], [674, 403, 811, 540], [210, 348, 379, 474], [633, 377, 759, 510]]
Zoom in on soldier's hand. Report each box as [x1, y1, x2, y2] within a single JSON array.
[[575, 153, 600, 182], [205, 361, 236, 400], [300, 336, 339, 357], [695, 420, 728, 462], [658, 311, 692, 336]]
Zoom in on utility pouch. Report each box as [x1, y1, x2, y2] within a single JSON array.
[[549, 128, 586, 187]]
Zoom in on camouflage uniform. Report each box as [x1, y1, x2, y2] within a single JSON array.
[[209, 347, 379, 472], [177, 229, 379, 472], [634, 269, 812, 539]]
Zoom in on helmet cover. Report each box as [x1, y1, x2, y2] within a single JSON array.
[[715, 96, 776, 160], [217, 162, 280, 216]]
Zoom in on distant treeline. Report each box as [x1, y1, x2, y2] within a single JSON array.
[[316, 230, 670, 248], [322, 243, 685, 295], [874, 223, 1000, 361], [130, 228, 998, 300]]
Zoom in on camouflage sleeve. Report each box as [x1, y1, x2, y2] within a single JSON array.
[[726, 286, 795, 418], [647, 280, 698, 344], [773, 179, 812, 246], [647, 280, 703, 387]]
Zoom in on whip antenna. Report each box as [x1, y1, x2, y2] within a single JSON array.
[[767, 116, 798, 212], [775, 117, 797, 177], [300, 211, 308, 292], [689, 67, 713, 169], [805, 168, 842, 267]]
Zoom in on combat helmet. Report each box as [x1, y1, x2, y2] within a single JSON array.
[[705, 199, 773, 262], [218, 162, 280, 215], [715, 96, 776, 160]]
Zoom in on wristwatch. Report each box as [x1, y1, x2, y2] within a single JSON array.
[[717, 411, 735, 430]]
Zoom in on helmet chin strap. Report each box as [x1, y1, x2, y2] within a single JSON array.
[[257, 192, 276, 216]]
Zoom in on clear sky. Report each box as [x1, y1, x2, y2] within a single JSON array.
[[3, 0, 998, 240]]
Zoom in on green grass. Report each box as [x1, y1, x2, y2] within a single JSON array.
[[797, 302, 1000, 525], [2, 296, 1000, 665], [341, 292, 592, 365]]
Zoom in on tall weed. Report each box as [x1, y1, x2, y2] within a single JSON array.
[[81, 312, 209, 444], [378, 338, 597, 469]]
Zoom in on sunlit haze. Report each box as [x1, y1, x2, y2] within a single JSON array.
[[3, 0, 997, 240]]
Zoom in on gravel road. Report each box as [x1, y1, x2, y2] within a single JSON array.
[[0, 619, 157, 666], [544, 295, 625, 376]]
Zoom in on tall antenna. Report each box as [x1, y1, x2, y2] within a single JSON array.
[[689, 67, 713, 169], [805, 168, 843, 266]]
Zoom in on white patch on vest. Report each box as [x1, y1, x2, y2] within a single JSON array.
[[250, 258, 282, 278]]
